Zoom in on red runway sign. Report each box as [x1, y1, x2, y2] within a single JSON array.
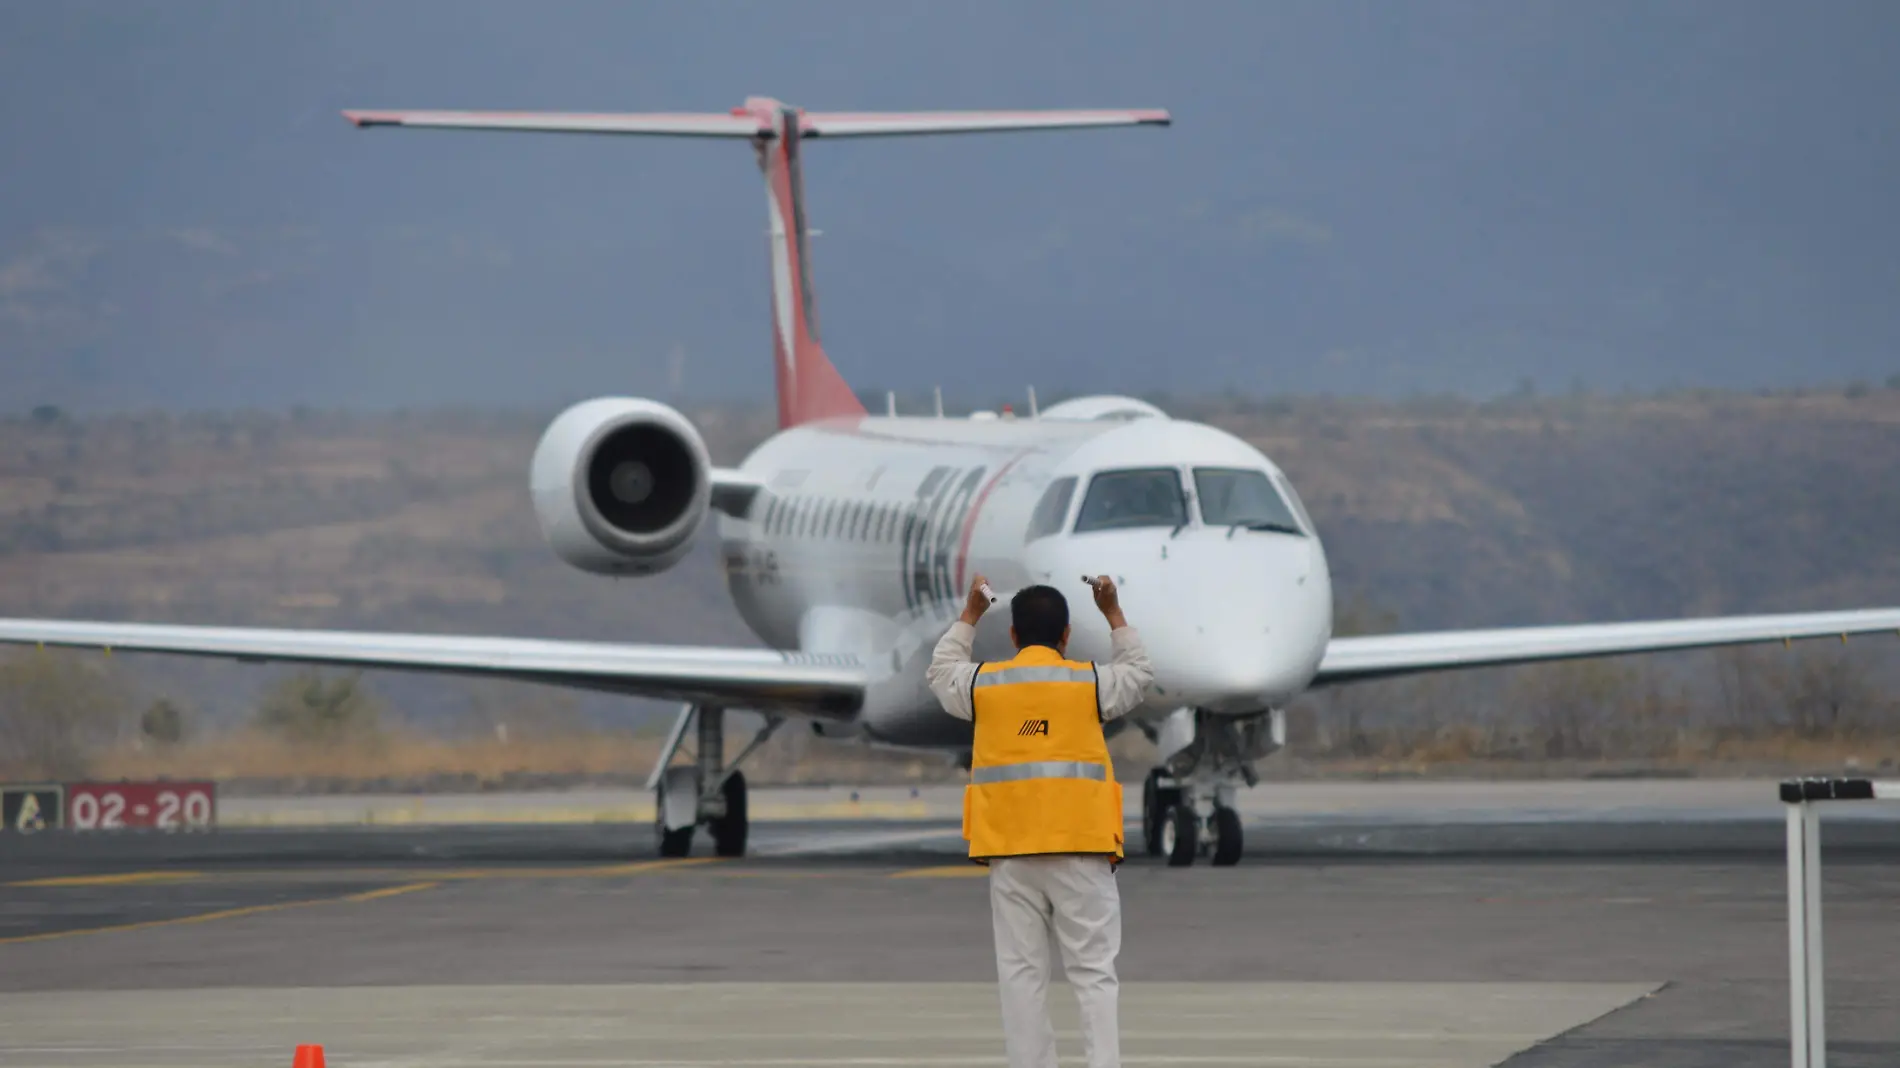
[[65, 782, 215, 831]]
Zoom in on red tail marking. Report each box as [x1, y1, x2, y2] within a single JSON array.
[[749, 98, 865, 429]]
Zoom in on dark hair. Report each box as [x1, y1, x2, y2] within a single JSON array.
[[1011, 584, 1069, 650]]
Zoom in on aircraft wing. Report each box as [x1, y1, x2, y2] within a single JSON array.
[[0, 620, 865, 718], [1312, 607, 1900, 687]]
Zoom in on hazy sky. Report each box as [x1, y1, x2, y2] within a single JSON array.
[[3, 1, 1897, 412]]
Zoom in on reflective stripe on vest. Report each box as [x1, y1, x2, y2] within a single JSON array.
[[969, 759, 1109, 785], [972, 665, 1097, 688]]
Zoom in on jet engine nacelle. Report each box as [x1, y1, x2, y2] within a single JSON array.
[[529, 397, 712, 576]]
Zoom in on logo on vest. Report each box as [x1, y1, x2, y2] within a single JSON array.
[[1017, 719, 1050, 737]]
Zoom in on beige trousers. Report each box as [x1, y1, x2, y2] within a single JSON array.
[[988, 854, 1121, 1068]]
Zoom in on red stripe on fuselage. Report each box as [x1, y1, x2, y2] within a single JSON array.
[[953, 450, 1032, 592]]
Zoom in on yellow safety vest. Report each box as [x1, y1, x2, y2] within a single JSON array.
[[963, 645, 1124, 861]]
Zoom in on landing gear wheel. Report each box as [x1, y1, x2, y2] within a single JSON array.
[[711, 770, 748, 858], [656, 769, 695, 858], [1142, 770, 1163, 856], [658, 822, 694, 858], [1211, 805, 1243, 866], [1162, 804, 1198, 867]]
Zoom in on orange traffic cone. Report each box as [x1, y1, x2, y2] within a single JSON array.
[[292, 1045, 326, 1068]]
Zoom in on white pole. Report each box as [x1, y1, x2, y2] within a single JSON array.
[[933, 386, 944, 418], [1803, 804, 1826, 1068], [1027, 385, 1039, 419], [1787, 804, 1811, 1068], [886, 391, 897, 417]]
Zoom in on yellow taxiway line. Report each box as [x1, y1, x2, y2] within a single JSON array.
[[7, 871, 205, 888], [0, 858, 719, 947], [0, 881, 441, 947]]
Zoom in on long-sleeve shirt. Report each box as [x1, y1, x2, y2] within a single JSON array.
[[926, 620, 1156, 722]]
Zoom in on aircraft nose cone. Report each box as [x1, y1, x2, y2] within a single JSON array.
[[1112, 533, 1327, 711], [1144, 608, 1287, 708], [1036, 524, 1330, 710]]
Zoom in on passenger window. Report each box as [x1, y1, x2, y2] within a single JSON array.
[[1073, 468, 1186, 533], [1194, 467, 1303, 534], [1024, 477, 1078, 543]]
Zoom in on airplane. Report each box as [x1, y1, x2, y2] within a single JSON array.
[[4, 96, 1899, 867]]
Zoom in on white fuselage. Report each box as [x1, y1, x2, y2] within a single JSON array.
[[715, 413, 1335, 749]]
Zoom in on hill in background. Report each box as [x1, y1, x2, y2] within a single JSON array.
[[3, 386, 1898, 783]]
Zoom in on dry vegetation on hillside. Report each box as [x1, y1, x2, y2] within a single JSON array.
[[3, 386, 1899, 789]]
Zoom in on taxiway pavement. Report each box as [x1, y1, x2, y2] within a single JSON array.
[[1, 780, 1895, 1067]]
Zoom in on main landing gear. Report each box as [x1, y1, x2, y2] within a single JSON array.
[[649, 704, 782, 859], [1138, 707, 1283, 868]]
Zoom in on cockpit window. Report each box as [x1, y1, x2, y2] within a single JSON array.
[[1073, 468, 1187, 533], [1194, 467, 1303, 534], [1024, 477, 1078, 543], [1275, 473, 1316, 533]]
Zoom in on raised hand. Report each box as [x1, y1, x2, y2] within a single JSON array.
[[1086, 575, 1127, 629], [961, 574, 995, 626]]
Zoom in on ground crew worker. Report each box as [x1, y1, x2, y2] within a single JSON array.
[[927, 573, 1155, 1068]]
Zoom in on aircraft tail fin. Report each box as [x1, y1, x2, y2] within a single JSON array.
[[345, 99, 1170, 428]]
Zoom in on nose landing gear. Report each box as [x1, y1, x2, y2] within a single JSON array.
[[1138, 707, 1281, 867], [1145, 773, 1244, 867], [1158, 797, 1200, 866]]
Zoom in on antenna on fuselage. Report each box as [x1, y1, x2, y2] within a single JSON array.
[[1027, 386, 1039, 419], [932, 386, 944, 418], [886, 391, 897, 417]]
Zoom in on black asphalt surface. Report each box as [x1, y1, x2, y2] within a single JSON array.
[[2, 812, 1896, 1067]]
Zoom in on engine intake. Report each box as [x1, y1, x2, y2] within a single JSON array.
[[587, 423, 699, 535], [530, 397, 712, 575]]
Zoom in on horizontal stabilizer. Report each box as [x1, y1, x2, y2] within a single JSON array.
[[341, 96, 1170, 431], [800, 109, 1170, 138], [343, 110, 764, 138], [343, 107, 1170, 140]]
